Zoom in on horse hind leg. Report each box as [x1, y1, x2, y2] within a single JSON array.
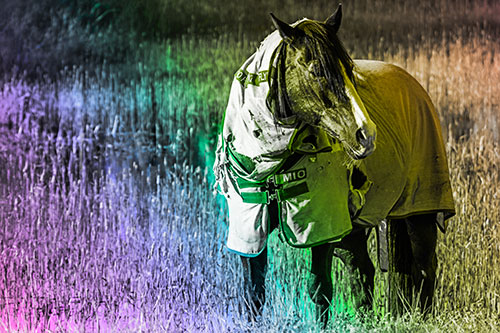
[[405, 214, 437, 314], [388, 214, 437, 315]]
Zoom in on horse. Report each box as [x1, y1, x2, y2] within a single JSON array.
[[213, 4, 455, 326]]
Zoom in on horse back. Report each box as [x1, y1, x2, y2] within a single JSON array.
[[352, 60, 455, 227]]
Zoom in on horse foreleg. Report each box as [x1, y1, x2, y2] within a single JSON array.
[[309, 242, 335, 327], [332, 227, 375, 313], [240, 248, 268, 321]]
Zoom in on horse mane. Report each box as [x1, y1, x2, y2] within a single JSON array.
[[267, 19, 355, 125], [297, 20, 356, 101], [267, 43, 296, 126]]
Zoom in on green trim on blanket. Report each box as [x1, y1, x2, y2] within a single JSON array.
[[226, 245, 267, 258]]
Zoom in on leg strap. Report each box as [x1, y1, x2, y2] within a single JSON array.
[[377, 219, 389, 272]]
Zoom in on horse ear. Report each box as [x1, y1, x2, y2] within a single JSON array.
[[270, 13, 296, 43], [324, 3, 342, 34]]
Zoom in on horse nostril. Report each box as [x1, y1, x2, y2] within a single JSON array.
[[356, 128, 368, 144]]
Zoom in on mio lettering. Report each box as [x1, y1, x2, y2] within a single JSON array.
[[279, 169, 307, 183]]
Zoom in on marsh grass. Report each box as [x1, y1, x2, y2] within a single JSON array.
[[0, 1, 499, 332]]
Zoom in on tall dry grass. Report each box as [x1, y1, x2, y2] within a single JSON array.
[[0, 2, 499, 331], [381, 36, 500, 318]]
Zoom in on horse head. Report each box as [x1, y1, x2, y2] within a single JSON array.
[[270, 4, 376, 159]]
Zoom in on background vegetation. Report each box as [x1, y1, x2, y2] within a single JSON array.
[[0, 0, 498, 331]]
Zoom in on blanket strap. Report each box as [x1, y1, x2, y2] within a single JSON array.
[[235, 152, 309, 204], [240, 182, 309, 204]]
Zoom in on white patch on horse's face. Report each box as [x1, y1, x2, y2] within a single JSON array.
[[339, 67, 377, 158]]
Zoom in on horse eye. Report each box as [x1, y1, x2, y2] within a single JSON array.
[[308, 60, 321, 75], [300, 47, 313, 64], [304, 50, 312, 63]]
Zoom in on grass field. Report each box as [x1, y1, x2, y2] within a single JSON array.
[[0, 1, 499, 331]]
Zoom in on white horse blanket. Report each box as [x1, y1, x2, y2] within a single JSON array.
[[214, 31, 355, 256]]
